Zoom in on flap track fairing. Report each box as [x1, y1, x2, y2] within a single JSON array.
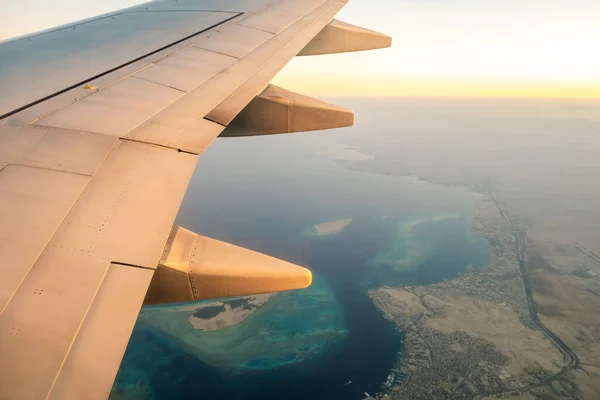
[[144, 226, 312, 304], [220, 84, 354, 137], [298, 19, 392, 56]]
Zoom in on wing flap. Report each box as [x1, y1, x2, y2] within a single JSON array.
[[0, 166, 90, 313], [0, 248, 111, 400], [48, 263, 154, 400], [0, 141, 197, 399], [50, 140, 197, 268]]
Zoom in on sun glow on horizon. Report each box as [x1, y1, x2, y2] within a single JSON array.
[[272, 75, 600, 99], [1, 0, 599, 99], [274, 0, 600, 99]]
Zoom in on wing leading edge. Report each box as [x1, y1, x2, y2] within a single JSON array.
[[0, 0, 391, 398]]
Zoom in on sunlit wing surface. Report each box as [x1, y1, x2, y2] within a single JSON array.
[[0, 0, 391, 398]]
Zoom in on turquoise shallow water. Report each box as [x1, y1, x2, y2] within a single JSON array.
[[111, 99, 491, 400], [135, 274, 348, 376]]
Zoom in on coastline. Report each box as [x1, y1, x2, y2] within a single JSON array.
[[367, 194, 570, 399]]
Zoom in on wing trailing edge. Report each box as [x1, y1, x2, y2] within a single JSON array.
[[298, 19, 392, 56], [220, 84, 354, 137], [144, 226, 312, 304]]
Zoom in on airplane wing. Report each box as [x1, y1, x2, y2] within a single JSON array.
[[0, 0, 390, 398]]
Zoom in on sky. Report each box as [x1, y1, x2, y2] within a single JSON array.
[[1, 0, 599, 98]]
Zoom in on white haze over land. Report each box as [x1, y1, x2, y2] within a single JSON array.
[[323, 98, 600, 254]]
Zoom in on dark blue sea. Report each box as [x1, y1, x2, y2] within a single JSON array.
[[110, 98, 492, 400]]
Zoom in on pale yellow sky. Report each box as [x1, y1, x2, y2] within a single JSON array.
[[273, 0, 600, 98], [1, 0, 599, 98]]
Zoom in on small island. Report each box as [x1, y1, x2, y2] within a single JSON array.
[[307, 218, 352, 236], [187, 294, 273, 331]]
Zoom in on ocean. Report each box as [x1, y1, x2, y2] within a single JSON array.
[[109, 98, 509, 399]]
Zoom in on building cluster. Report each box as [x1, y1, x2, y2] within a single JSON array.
[[371, 203, 583, 400]]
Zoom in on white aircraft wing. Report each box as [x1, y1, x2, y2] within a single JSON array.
[[0, 0, 390, 398]]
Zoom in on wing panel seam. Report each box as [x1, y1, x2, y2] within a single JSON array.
[[0, 12, 244, 121], [1, 163, 94, 177], [0, 170, 93, 317], [118, 137, 198, 155], [45, 262, 113, 400], [130, 76, 187, 94], [112, 262, 155, 271]]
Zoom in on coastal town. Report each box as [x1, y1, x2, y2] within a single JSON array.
[[368, 194, 595, 400]]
